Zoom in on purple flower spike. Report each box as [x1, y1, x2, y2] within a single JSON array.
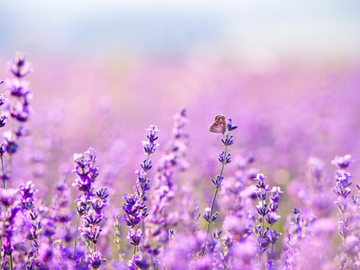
[[2, 238, 13, 256], [331, 155, 354, 170], [255, 173, 267, 186], [256, 203, 270, 216], [128, 229, 144, 246], [7, 52, 33, 78], [203, 207, 219, 222], [140, 159, 153, 171], [37, 243, 53, 263], [91, 197, 108, 213], [147, 125, 160, 141], [72, 176, 92, 192], [95, 187, 109, 200], [218, 151, 231, 165], [221, 135, 234, 147], [73, 153, 91, 168], [142, 140, 159, 155], [5, 79, 31, 97], [266, 260, 275, 270], [128, 254, 150, 270], [81, 224, 102, 244], [0, 112, 8, 128], [0, 93, 6, 107], [142, 125, 160, 154], [227, 118, 238, 131], [211, 175, 224, 188], [89, 251, 106, 269], [0, 189, 17, 207], [3, 131, 18, 154]]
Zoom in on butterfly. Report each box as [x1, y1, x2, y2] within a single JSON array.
[[209, 115, 226, 134]]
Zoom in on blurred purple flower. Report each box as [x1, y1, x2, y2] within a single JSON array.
[[7, 52, 33, 78]]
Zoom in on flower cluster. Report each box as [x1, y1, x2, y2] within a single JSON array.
[[332, 155, 360, 268], [297, 157, 334, 216], [122, 125, 159, 267], [201, 117, 237, 256], [2, 53, 360, 269], [3, 52, 33, 157], [253, 173, 282, 265], [73, 147, 107, 269], [145, 108, 189, 258]]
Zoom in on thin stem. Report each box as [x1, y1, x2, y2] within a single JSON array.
[[270, 224, 273, 260], [7, 153, 12, 176], [259, 212, 265, 260], [261, 214, 265, 243], [117, 245, 122, 262], [141, 219, 145, 237], [9, 253, 13, 270], [73, 215, 81, 259], [201, 132, 230, 256], [1, 155, 5, 189], [205, 186, 220, 236], [140, 154, 150, 238], [133, 246, 136, 255]]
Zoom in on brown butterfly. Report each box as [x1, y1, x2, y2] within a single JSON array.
[[209, 115, 226, 134]]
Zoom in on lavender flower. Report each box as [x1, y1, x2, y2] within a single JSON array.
[[81, 225, 102, 244], [331, 155, 354, 170], [7, 52, 33, 78], [89, 252, 106, 270], [253, 173, 282, 263], [122, 125, 159, 255], [127, 229, 144, 246], [201, 117, 237, 256], [72, 147, 107, 268], [0, 189, 17, 207]]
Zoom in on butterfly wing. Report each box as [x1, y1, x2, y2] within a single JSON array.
[[209, 115, 226, 133]]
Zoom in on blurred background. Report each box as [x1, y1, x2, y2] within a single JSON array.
[[0, 0, 360, 203]]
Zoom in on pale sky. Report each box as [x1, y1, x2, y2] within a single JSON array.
[[1, 0, 359, 60]]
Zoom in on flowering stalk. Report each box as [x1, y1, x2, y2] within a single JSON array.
[[0, 188, 19, 270], [122, 125, 159, 261], [145, 108, 189, 262], [331, 155, 357, 268], [18, 181, 40, 269], [0, 54, 33, 270], [201, 118, 237, 256], [253, 173, 270, 261], [3, 53, 33, 189], [113, 214, 123, 264], [253, 173, 282, 264], [72, 148, 107, 269]]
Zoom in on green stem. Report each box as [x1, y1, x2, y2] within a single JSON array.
[[259, 212, 265, 259], [9, 253, 13, 270], [141, 219, 145, 237], [1, 155, 5, 189], [117, 245, 122, 262], [204, 186, 220, 236], [140, 154, 150, 237], [201, 132, 229, 256], [8, 153, 11, 177], [133, 246, 136, 255], [73, 215, 81, 259], [270, 224, 273, 260]]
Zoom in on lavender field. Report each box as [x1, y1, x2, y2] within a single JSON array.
[[1, 1, 360, 270], [0, 51, 359, 270]]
